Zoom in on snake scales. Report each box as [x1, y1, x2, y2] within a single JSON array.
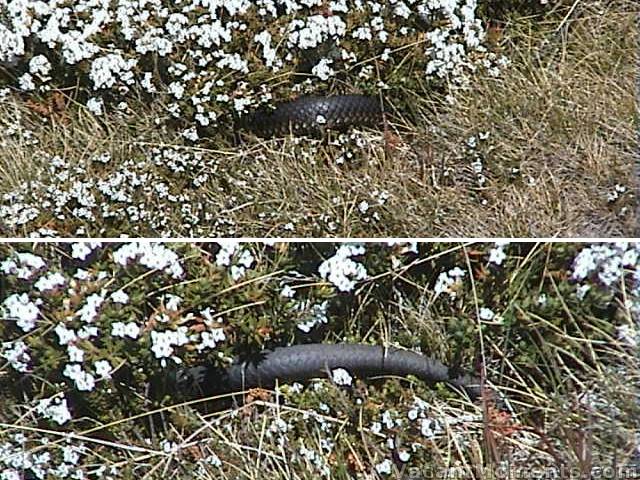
[[238, 94, 383, 137], [172, 343, 480, 399]]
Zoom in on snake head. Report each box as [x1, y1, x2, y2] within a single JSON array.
[[175, 365, 208, 391], [167, 365, 233, 399]]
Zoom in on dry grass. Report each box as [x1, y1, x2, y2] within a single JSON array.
[[0, 0, 636, 237]]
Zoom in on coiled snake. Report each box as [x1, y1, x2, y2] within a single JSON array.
[[172, 343, 480, 399]]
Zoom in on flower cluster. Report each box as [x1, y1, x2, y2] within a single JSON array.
[[0, 147, 219, 237], [0, 432, 87, 480], [318, 244, 368, 292], [213, 241, 256, 281], [571, 242, 638, 286], [114, 242, 185, 279], [1, 340, 31, 372], [295, 299, 330, 333], [35, 393, 72, 425], [1, 293, 41, 332], [570, 243, 640, 348], [0, 252, 45, 279], [0, 112, 396, 237], [433, 266, 466, 298]]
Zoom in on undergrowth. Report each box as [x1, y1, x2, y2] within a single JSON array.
[[1, 241, 639, 478]]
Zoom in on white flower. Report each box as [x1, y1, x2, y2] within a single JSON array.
[[280, 285, 296, 298], [182, 126, 199, 141], [94, 360, 112, 379], [18, 72, 35, 90], [230, 265, 246, 281], [55, 323, 77, 345], [1, 340, 30, 372], [479, 307, 494, 321], [237, 249, 254, 268], [488, 245, 507, 265], [398, 450, 411, 462], [124, 321, 140, 339], [204, 454, 222, 467], [78, 324, 98, 339], [420, 418, 443, 438], [2, 293, 40, 332], [254, 30, 279, 68], [29, 54, 51, 76], [160, 440, 179, 454], [200, 307, 215, 323], [163, 294, 182, 311], [75, 269, 90, 280], [196, 328, 226, 351], [311, 57, 334, 80], [76, 292, 105, 323], [71, 242, 101, 260], [34, 271, 66, 292], [151, 334, 174, 359], [375, 459, 392, 475], [1, 469, 22, 480], [111, 322, 126, 337], [67, 344, 84, 363], [331, 368, 352, 386], [62, 445, 81, 465], [86, 96, 104, 115], [576, 284, 591, 300], [111, 321, 139, 339], [168, 81, 185, 99], [150, 327, 190, 363], [382, 410, 395, 429], [216, 241, 238, 266], [36, 393, 72, 425], [63, 364, 96, 391], [622, 248, 638, 266], [110, 290, 129, 304], [434, 267, 466, 299]]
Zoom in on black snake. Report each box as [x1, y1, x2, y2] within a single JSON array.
[[172, 343, 480, 399], [238, 94, 383, 137]]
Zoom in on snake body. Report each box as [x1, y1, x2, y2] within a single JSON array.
[[239, 94, 383, 137], [174, 343, 479, 399]]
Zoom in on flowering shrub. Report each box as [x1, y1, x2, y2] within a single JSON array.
[[0, 131, 391, 237], [1, 241, 638, 478], [0, 148, 216, 237], [0, 0, 504, 140]]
